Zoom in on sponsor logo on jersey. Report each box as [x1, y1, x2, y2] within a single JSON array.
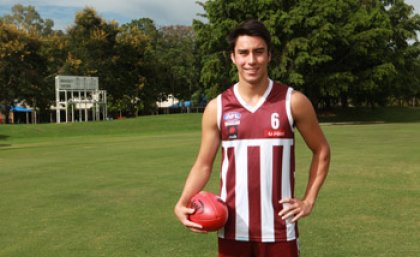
[[224, 112, 241, 127], [264, 129, 286, 138], [228, 125, 239, 139]]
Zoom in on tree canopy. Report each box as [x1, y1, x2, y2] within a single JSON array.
[[1, 1, 419, 123], [194, 0, 420, 107]]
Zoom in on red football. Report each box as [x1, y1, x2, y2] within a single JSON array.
[[188, 191, 228, 231]]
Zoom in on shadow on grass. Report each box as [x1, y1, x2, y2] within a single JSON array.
[[0, 135, 9, 140], [0, 135, 11, 148]]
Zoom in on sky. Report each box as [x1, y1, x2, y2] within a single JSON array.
[[0, 0, 205, 30], [0, 0, 419, 31]]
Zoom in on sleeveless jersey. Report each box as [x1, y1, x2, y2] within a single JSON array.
[[216, 79, 298, 242]]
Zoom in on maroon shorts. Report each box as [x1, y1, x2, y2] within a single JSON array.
[[218, 238, 299, 257]]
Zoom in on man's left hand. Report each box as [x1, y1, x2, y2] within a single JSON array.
[[278, 198, 314, 223]]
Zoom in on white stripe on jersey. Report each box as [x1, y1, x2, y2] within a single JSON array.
[[216, 94, 222, 130], [281, 140, 297, 240], [235, 140, 250, 241], [221, 138, 293, 148], [286, 87, 294, 132], [221, 138, 295, 242], [260, 142, 275, 241], [220, 147, 229, 202], [218, 144, 230, 239]]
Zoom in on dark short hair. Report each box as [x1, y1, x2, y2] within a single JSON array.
[[227, 19, 272, 53]]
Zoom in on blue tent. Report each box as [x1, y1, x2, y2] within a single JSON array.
[[10, 106, 32, 112], [169, 101, 192, 108], [184, 101, 192, 107], [0, 105, 32, 124]]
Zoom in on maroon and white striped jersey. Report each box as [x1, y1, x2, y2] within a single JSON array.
[[216, 79, 298, 242]]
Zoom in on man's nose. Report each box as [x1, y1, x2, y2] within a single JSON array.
[[248, 53, 256, 64]]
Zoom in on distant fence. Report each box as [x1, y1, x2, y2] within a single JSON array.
[[158, 107, 205, 114]]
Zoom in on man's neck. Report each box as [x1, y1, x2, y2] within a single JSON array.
[[236, 78, 270, 107]]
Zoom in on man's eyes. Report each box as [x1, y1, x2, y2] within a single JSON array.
[[238, 50, 265, 55]]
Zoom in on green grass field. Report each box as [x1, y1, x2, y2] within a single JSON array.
[[0, 113, 419, 257]]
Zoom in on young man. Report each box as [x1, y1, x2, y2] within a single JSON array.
[[174, 20, 330, 257]]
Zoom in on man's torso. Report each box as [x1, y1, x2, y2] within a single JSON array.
[[216, 80, 298, 242]]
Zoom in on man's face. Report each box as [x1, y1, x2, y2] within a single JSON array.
[[230, 35, 271, 85]]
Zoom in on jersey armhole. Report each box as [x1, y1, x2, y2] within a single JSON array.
[[216, 94, 222, 131], [285, 87, 295, 132]]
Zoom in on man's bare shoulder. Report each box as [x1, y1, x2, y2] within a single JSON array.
[[291, 90, 309, 106], [206, 98, 218, 112], [202, 97, 219, 127], [290, 90, 318, 125]]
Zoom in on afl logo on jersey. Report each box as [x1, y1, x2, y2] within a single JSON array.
[[224, 112, 241, 126], [224, 112, 241, 139]]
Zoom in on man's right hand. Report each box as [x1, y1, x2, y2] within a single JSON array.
[[174, 203, 207, 233]]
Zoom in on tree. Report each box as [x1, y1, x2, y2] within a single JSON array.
[[285, 0, 396, 108], [0, 4, 66, 122], [135, 18, 166, 114], [36, 31, 67, 122], [113, 19, 151, 116], [0, 4, 55, 36], [65, 7, 119, 78], [385, 0, 420, 106], [193, 0, 420, 108], [65, 8, 124, 117], [119, 21, 200, 114], [0, 23, 46, 123], [156, 25, 200, 103]]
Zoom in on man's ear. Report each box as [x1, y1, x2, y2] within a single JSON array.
[[230, 52, 236, 64], [268, 51, 272, 62]]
